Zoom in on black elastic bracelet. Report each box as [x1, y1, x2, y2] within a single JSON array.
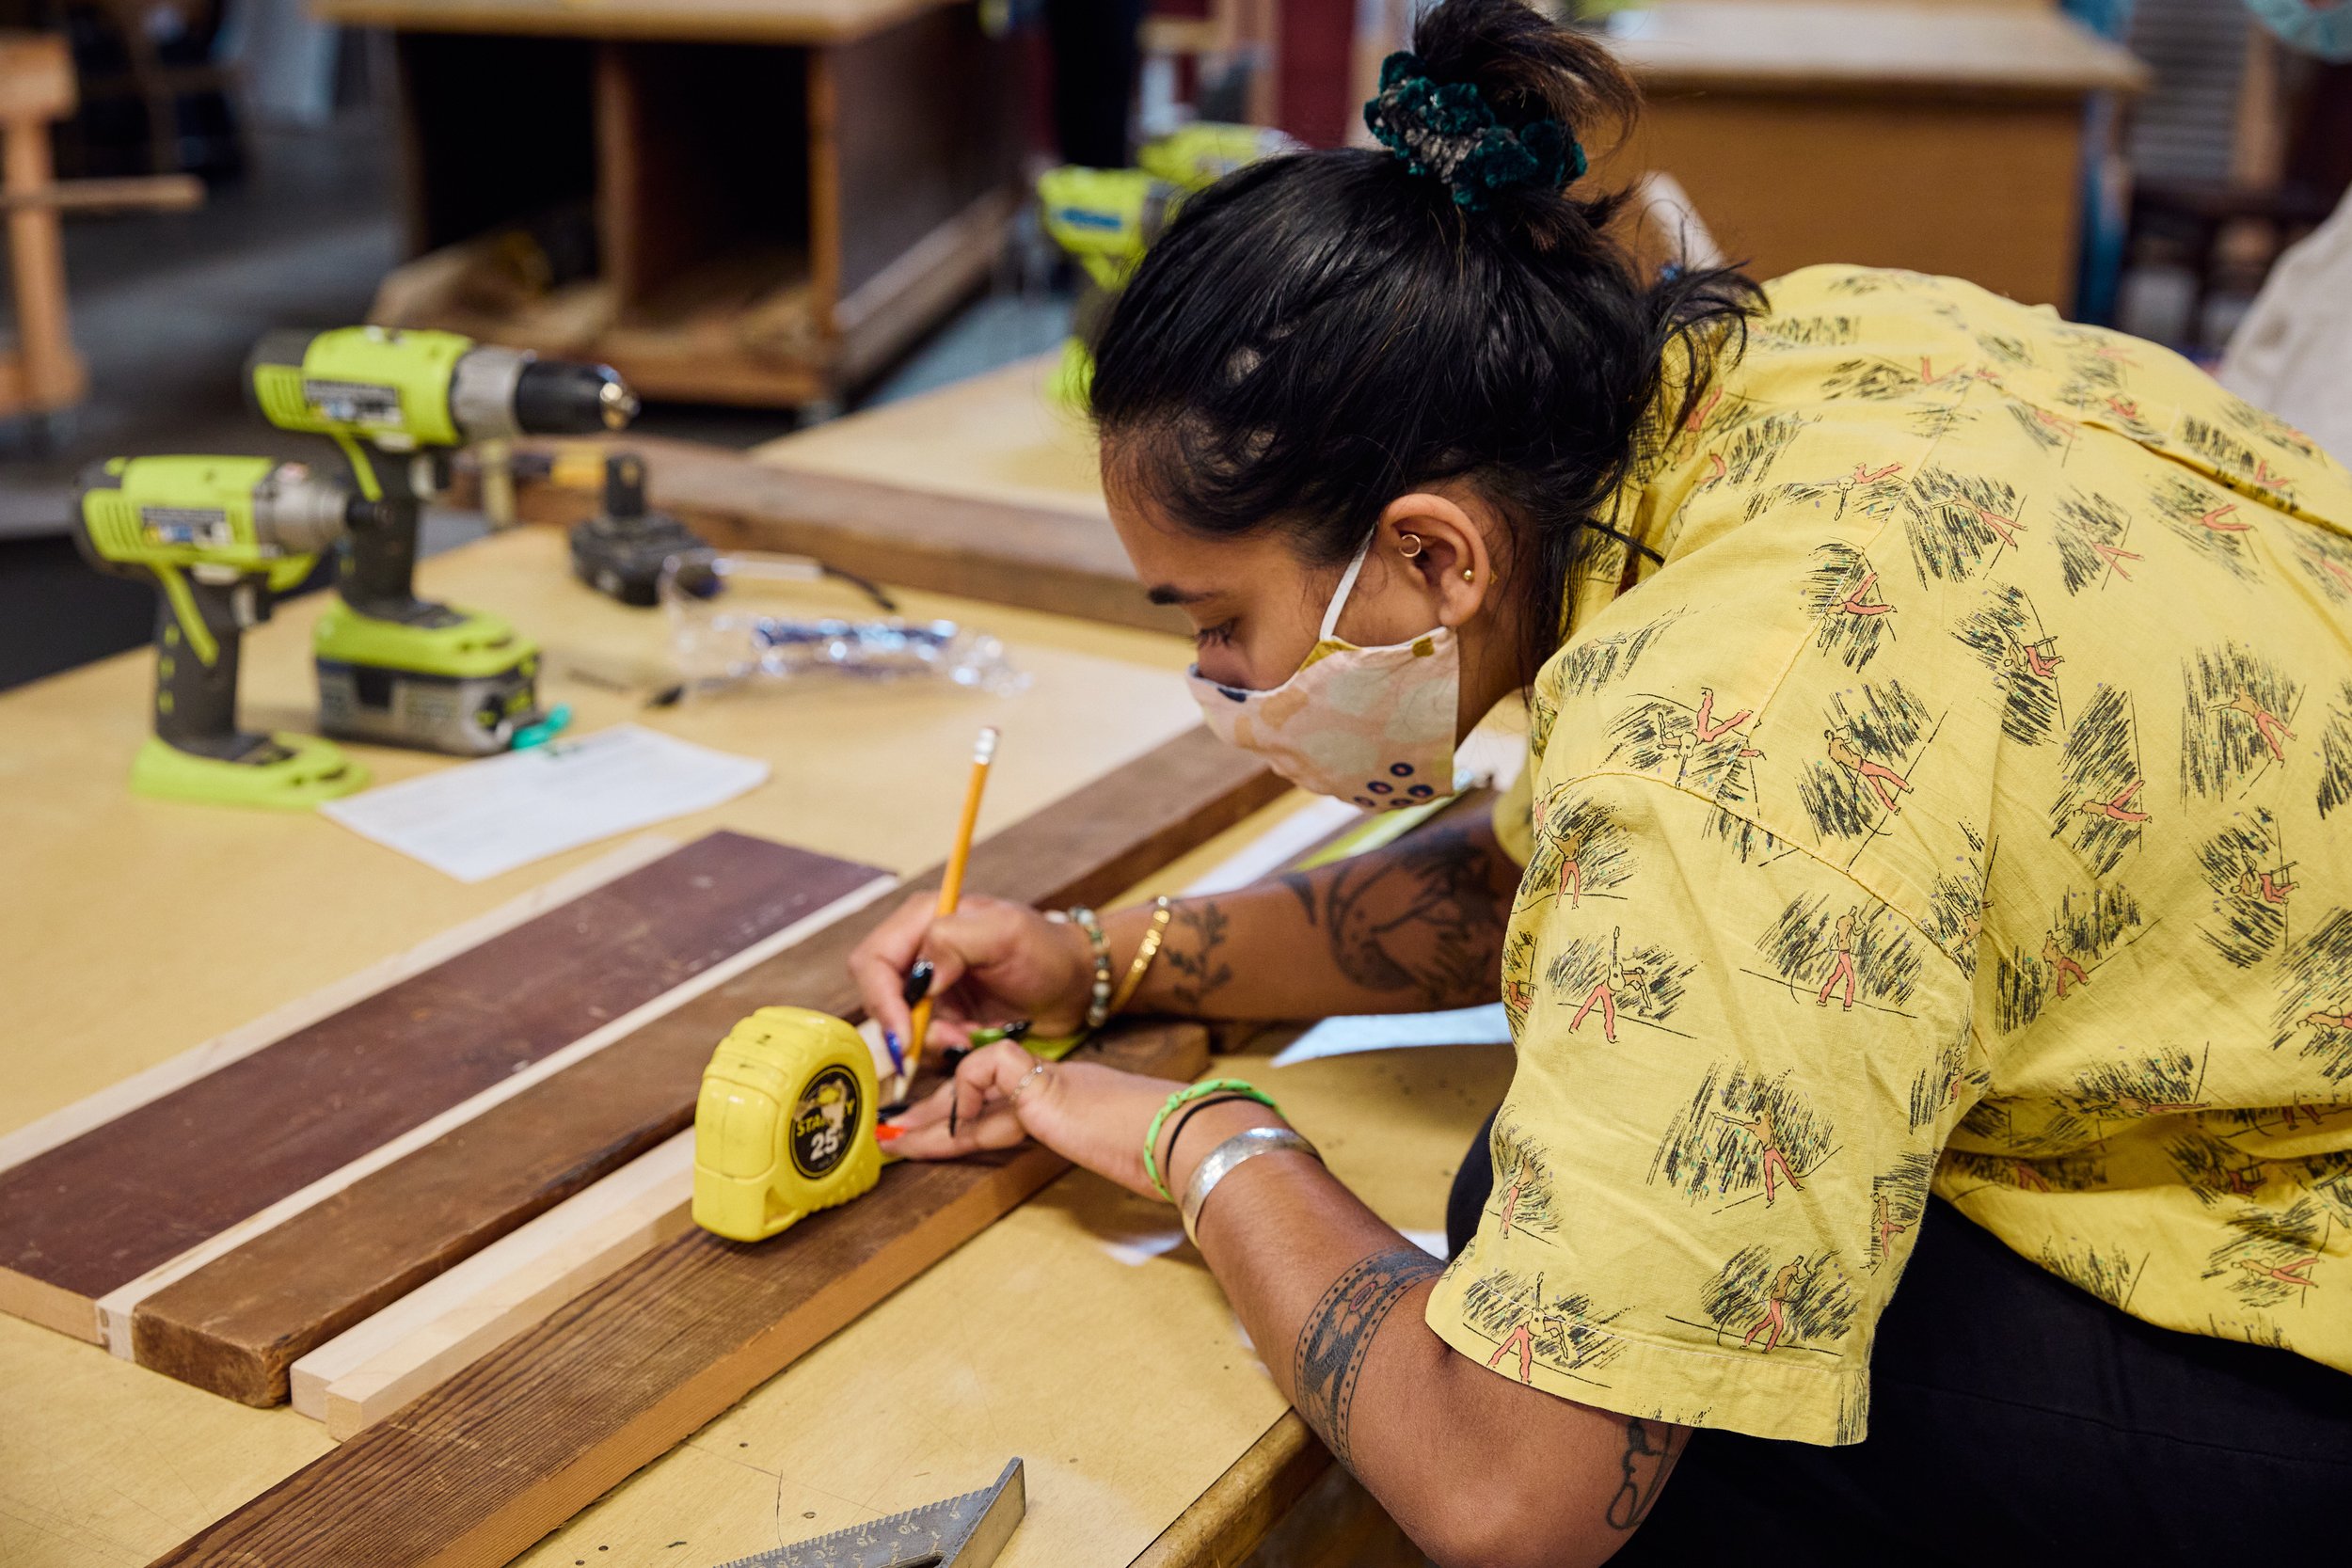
[[1158, 1093, 1253, 1184]]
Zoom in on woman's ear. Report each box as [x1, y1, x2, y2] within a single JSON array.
[[1377, 490, 1497, 629]]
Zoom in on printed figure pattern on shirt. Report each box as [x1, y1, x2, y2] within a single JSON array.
[[1423, 264, 2352, 1448]]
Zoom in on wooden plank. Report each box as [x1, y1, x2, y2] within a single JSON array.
[[441, 432, 1184, 637], [149, 1021, 1213, 1568], [1128, 1415, 1330, 1568], [311, 0, 960, 47], [0, 832, 884, 1344], [293, 1132, 695, 1438], [1608, 2, 2149, 99], [119, 868, 895, 1396], [0, 838, 677, 1185], [132, 729, 1282, 1402]]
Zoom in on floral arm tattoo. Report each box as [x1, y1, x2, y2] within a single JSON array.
[[1290, 1246, 1446, 1469]]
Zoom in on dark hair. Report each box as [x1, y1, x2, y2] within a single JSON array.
[[1089, 0, 1762, 682]]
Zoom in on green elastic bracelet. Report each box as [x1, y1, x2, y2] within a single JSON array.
[[1144, 1078, 1279, 1202]]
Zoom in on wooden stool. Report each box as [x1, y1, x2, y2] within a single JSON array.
[[0, 29, 201, 427], [0, 31, 83, 422]]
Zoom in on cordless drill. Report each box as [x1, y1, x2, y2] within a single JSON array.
[[72, 455, 381, 809], [1037, 122, 1297, 406], [246, 326, 639, 754]]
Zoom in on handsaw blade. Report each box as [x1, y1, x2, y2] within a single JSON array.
[[715, 1458, 1025, 1568]]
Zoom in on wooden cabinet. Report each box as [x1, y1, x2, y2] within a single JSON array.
[[318, 0, 1021, 410]]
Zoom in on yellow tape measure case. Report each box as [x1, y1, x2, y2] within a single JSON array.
[[692, 1006, 881, 1242]]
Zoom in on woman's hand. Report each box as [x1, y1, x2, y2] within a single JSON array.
[[848, 893, 1097, 1054], [884, 1041, 1283, 1201]]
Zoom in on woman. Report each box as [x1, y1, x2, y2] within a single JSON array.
[[850, 2, 2352, 1560]]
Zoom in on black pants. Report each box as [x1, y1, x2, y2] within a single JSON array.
[[1446, 1111, 2352, 1564]]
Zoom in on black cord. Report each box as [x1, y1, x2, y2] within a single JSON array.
[[1157, 1093, 1254, 1188]]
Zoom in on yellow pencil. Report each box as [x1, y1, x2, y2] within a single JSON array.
[[903, 724, 998, 1090]]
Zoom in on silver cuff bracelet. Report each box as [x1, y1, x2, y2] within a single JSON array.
[[1178, 1126, 1321, 1245]]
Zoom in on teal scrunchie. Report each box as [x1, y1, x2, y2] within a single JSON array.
[[1362, 50, 1586, 212]]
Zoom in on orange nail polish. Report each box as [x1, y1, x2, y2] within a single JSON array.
[[874, 1122, 903, 1143]]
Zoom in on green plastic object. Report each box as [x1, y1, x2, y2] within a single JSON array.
[[510, 704, 572, 751], [310, 599, 540, 681], [129, 734, 370, 810]]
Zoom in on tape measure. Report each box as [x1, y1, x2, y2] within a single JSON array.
[[692, 1006, 882, 1242]]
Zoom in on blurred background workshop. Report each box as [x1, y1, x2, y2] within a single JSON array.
[[0, 0, 2345, 1565]]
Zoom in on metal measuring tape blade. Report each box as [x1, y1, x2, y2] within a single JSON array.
[[713, 1458, 1025, 1568]]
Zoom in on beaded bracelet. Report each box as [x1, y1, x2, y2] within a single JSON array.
[[1069, 906, 1115, 1029], [1143, 1078, 1279, 1202]]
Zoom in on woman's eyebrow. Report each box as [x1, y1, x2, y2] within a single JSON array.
[[1146, 584, 1219, 607]]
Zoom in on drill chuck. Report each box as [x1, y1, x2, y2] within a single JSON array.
[[250, 463, 373, 556], [515, 357, 639, 436], [448, 345, 637, 439]]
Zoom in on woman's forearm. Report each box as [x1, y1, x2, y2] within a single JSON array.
[[1168, 1102, 1685, 1567], [1103, 796, 1521, 1021]]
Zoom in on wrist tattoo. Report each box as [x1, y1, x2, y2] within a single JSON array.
[[1280, 813, 1512, 1010], [1164, 899, 1232, 1010], [1606, 1418, 1685, 1531], [1291, 1245, 1444, 1470]]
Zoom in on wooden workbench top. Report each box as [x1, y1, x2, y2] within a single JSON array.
[[1608, 1, 2148, 97], [307, 0, 963, 45], [0, 521, 1506, 1566]]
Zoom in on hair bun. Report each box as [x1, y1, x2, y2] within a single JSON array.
[[1364, 50, 1586, 210]]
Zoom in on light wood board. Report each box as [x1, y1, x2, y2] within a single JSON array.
[[291, 1132, 697, 1439]]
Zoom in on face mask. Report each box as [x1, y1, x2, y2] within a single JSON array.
[[1186, 532, 1459, 809]]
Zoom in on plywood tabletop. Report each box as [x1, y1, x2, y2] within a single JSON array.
[[753, 354, 1109, 520], [0, 523, 1193, 1141], [308, 0, 961, 45], [1607, 1, 2150, 97], [0, 515, 1511, 1567]]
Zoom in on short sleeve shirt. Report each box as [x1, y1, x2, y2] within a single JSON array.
[[1423, 265, 2352, 1444]]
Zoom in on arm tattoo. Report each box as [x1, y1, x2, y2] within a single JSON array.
[[1606, 1418, 1685, 1531], [1279, 812, 1514, 1009], [1163, 898, 1232, 1009], [1290, 1245, 1444, 1470]]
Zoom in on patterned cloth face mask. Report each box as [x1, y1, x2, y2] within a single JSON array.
[[1186, 531, 1458, 810]]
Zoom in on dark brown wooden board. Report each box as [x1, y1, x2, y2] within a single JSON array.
[[441, 434, 1191, 639], [133, 728, 1282, 1402], [151, 1021, 1211, 1568], [0, 832, 882, 1316]]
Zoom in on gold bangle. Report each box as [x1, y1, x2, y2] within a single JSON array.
[[1109, 895, 1175, 1015]]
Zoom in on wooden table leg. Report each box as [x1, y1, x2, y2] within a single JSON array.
[[3, 105, 89, 417]]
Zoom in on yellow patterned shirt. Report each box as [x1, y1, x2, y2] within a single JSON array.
[[1425, 265, 2352, 1444]]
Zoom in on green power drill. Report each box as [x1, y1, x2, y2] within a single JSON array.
[[1037, 123, 1298, 407], [72, 455, 382, 810], [246, 326, 639, 754]]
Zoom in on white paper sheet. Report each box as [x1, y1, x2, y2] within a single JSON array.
[[322, 724, 771, 882], [1270, 1003, 1515, 1068]]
